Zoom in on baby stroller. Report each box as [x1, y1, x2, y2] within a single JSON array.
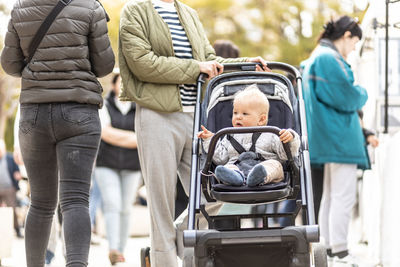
[[183, 62, 327, 267]]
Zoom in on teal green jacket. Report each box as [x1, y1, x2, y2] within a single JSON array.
[[119, 0, 247, 112], [301, 39, 369, 169]]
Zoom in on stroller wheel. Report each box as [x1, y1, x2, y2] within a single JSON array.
[[140, 247, 151, 267]]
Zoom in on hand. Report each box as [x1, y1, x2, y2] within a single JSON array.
[[247, 56, 271, 72], [367, 135, 379, 148], [198, 125, 214, 139], [13, 171, 22, 181], [279, 129, 293, 143], [198, 61, 224, 79]]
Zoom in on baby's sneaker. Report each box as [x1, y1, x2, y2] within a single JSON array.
[[215, 166, 244, 186]]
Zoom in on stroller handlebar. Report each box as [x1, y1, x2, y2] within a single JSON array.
[[197, 62, 301, 83], [197, 63, 262, 82], [222, 62, 262, 72]]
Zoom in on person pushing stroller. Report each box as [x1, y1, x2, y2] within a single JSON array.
[[198, 84, 300, 187]]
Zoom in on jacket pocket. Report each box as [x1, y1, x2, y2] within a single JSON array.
[[61, 103, 97, 124], [19, 104, 39, 134]]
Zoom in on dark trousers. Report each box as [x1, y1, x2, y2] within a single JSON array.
[[311, 166, 324, 224], [19, 103, 101, 267]]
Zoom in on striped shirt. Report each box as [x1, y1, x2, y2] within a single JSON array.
[[152, 0, 196, 111]]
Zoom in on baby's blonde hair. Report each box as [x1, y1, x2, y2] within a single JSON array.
[[233, 84, 270, 115]]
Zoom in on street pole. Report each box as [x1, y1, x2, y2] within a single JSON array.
[[384, 0, 389, 133], [384, 0, 400, 133]]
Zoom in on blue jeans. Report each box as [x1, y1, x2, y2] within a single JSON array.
[[89, 174, 102, 227], [19, 103, 101, 267], [95, 167, 141, 252]]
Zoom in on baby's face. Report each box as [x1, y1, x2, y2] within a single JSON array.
[[232, 98, 265, 127]]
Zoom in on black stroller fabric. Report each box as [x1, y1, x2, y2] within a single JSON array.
[[212, 243, 291, 267], [203, 74, 298, 134], [206, 96, 294, 133]]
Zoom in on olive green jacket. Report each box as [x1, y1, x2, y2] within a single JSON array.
[[119, 0, 247, 112]]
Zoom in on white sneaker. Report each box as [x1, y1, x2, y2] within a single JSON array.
[[332, 253, 359, 267], [90, 232, 102, 245]]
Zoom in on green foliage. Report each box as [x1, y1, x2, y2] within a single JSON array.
[[181, 0, 362, 66], [102, 1, 126, 61], [99, 0, 364, 66], [4, 115, 15, 151]]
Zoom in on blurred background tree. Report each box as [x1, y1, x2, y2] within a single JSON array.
[[186, 0, 367, 65], [0, 0, 368, 149]]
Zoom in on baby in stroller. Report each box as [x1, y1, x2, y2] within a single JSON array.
[[198, 84, 300, 187]]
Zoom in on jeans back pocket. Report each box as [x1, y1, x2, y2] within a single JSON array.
[[19, 104, 39, 134], [61, 103, 97, 124]]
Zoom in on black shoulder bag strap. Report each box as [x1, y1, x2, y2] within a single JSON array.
[[24, 0, 72, 65]]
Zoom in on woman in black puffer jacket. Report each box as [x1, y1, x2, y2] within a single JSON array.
[[1, 0, 115, 266]]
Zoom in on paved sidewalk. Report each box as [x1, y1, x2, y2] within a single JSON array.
[[0, 204, 377, 267], [1, 235, 150, 267], [0, 204, 151, 267]]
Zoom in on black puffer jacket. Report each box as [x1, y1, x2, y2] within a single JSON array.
[[1, 0, 115, 107]]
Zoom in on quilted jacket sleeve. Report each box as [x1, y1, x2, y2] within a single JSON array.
[[88, 1, 115, 78], [1, 18, 25, 77], [119, 5, 201, 84]]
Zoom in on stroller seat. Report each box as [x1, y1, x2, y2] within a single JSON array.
[[209, 172, 290, 203], [200, 72, 301, 204]]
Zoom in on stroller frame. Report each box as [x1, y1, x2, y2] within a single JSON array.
[[183, 62, 326, 267]]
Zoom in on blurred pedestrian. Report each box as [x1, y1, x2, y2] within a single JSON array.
[[88, 172, 102, 245], [1, 0, 115, 266], [118, 1, 268, 266], [301, 15, 368, 264], [0, 139, 23, 238], [95, 72, 142, 265], [213, 39, 240, 58]]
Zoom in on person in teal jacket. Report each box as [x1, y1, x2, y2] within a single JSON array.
[[301, 16, 367, 265]]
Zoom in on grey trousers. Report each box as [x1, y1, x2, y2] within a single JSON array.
[[135, 105, 221, 267]]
